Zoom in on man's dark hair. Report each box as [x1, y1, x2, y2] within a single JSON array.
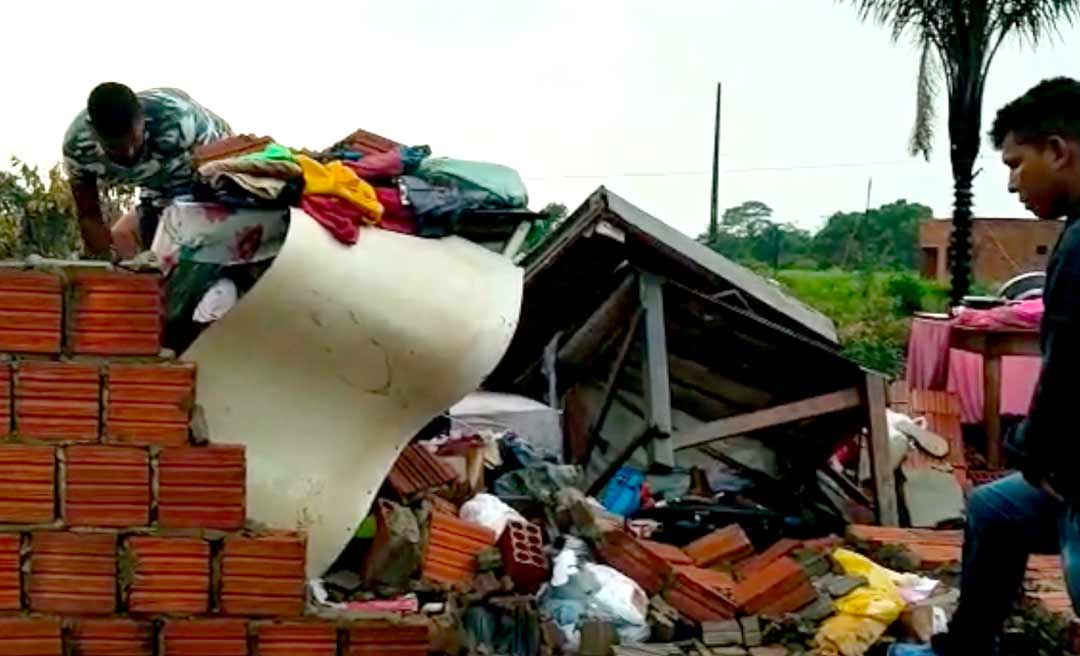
[[990, 77, 1080, 150], [87, 83, 141, 139]]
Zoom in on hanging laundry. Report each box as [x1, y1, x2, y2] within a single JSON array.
[[300, 195, 362, 246], [417, 157, 528, 209], [296, 155, 383, 224]]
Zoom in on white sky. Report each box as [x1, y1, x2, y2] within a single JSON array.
[[2, 1, 1077, 235]]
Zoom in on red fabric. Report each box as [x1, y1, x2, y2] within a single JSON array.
[[343, 150, 404, 182], [300, 195, 360, 245], [374, 186, 417, 235], [906, 316, 1041, 423]]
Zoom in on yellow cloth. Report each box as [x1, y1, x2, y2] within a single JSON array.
[[296, 155, 383, 224], [814, 549, 908, 656]]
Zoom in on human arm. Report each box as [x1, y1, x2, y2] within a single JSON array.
[[69, 175, 113, 257]]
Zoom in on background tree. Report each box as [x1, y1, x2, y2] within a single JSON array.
[[700, 201, 814, 269], [812, 199, 932, 269], [847, 0, 1080, 303], [0, 159, 133, 259]]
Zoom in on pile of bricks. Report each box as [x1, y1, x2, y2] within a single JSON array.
[[597, 524, 840, 630], [0, 268, 431, 655]]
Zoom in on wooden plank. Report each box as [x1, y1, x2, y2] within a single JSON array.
[[950, 328, 1041, 357], [666, 354, 772, 408], [639, 272, 674, 469], [558, 273, 637, 367], [865, 371, 899, 526], [582, 309, 643, 469], [671, 388, 862, 451], [985, 354, 1003, 468]]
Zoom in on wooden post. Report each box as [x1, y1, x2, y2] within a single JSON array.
[[864, 370, 899, 526], [582, 309, 644, 468], [639, 272, 674, 469], [984, 353, 1003, 468]]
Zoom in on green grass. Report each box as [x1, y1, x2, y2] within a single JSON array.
[[773, 269, 949, 376]]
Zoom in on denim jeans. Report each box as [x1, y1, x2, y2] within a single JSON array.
[[944, 473, 1080, 654]]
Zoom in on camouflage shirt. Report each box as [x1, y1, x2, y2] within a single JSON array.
[[63, 88, 232, 203]]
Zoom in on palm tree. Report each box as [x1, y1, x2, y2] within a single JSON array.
[[847, 1, 1079, 303]]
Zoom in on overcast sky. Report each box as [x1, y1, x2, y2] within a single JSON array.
[[3, 1, 1077, 235]]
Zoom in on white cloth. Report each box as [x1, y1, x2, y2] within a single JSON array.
[[193, 278, 238, 324]]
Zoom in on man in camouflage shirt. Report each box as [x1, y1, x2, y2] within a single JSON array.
[[63, 83, 232, 257]]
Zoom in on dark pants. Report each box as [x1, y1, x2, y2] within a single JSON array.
[[943, 474, 1080, 653]]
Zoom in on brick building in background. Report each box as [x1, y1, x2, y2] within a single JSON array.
[[919, 217, 1065, 286]]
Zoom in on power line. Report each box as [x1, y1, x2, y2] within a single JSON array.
[[523, 155, 993, 181]]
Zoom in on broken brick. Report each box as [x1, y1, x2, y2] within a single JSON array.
[[759, 578, 819, 616], [0, 616, 62, 656], [71, 618, 154, 656], [732, 556, 812, 615], [14, 360, 100, 443], [104, 362, 195, 447], [675, 566, 735, 595], [256, 621, 338, 656], [64, 445, 150, 528], [157, 445, 245, 530], [0, 270, 63, 354], [29, 532, 116, 615], [683, 525, 754, 568], [0, 444, 56, 524], [498, 519, 549, 594], [127, 536, 210, 615], [663, 566, 737, 622], [347, 618, 428, 656], [734, 538, 801, 581], [0, 533, 20, 610], [220, 531, 306, 617], [162, 619, 247, 656], [68, 271, 162, 356], [595, 530, 673, 595], [639, 539, 694, 566]]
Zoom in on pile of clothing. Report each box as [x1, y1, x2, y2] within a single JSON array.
[[154, 130, 532, 351]]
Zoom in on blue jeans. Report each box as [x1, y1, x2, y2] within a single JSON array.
[[946, 473, 1080, 653]]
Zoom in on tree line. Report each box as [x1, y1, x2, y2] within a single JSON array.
[[697, 199, 932, 272]]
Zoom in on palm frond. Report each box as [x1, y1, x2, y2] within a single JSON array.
[[992, 0, 1080, 46], [909, 39, 938, 161]]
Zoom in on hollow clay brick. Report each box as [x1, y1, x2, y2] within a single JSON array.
[[0, 533, 20, 610], [161, 618, 247, 656], [127, 536, 210, 615], [0, 270, 63, 354], [732, 557, 811, 615], [14, 361, 100, 442], [683, 525, 754, 568], [498, 519, 549, 594], [0, 616, 62, 656], [71, 618, 154, 656], [157, 445, 245, 530], [29, 532, 116, 615], [220, 532, 306, 617], [0, 444, 55, 524], [68, 271, 162, 356], [105, 362, 195, 447], [256, 621, 338, 656], [64, 445, 150, 528]]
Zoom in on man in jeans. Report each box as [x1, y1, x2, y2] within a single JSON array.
[[892, 77, 1080, 655]]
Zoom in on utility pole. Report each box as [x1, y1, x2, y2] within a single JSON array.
[[708, 83, 722, 243]]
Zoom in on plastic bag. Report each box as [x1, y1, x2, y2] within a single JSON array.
[[815, 549, 908, 655], [459, 493, 525, 539], [584, 563, 649, 629]]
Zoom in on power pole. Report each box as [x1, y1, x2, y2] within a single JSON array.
[[708, 83, 722, 243]]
